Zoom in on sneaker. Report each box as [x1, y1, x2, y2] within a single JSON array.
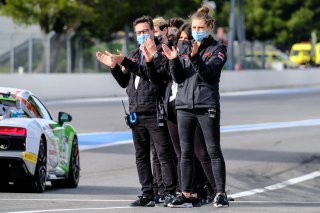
[[213, 193, 229, 208], [163, 193, 175, 207], [130, 195, 155, 207], [154, 194, 165, 204], [207, 193, 214, 204], [168, 193, 193, 208], [191, 197, 202, 207]]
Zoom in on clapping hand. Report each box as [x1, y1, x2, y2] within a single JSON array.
[[105, 50, 125, 65], [162, 44, 177, 60], [190, 41, 200, 57], [141, 44, 153, 62], [96, 51, 116, 68]]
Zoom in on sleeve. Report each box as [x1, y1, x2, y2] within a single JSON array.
[[169, 57, 185, 84], [189, 44, 227, 83], [110, 64, 130, 88], [145, 55, 170, 84], [120, 55, 150, 81]]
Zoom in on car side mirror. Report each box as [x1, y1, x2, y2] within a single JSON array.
[[58, 112, 72, 125]]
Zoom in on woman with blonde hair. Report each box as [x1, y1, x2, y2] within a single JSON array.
[[161, 6, 229, 208]]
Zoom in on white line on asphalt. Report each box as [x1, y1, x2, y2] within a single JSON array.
[[44, 87, 320, 105], [232, 201, 320, 204], [4, 207, 131, 213], [0, 199, 133, 202], [229, 170, 320, 199]]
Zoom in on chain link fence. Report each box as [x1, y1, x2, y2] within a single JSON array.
[[0, 32, 136, 74]]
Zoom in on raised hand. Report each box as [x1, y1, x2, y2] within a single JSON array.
[[105, 50, 125, 65], [162, 44, 177, 60], [144, 38, 157, 56], [190, 41, 200, 57], [141, 44, 153, 62], [96, 51, 116, 68]]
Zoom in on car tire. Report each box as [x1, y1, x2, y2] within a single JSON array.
[[51, 137, 80, 188], [31, 138, 47, 193]]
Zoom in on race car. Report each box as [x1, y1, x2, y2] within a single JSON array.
[[0, 87, 80, 192]]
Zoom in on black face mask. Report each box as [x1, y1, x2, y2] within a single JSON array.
[[177, 40, 192, 54], [154, 35, 163, 45]]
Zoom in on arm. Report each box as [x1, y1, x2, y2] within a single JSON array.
[[189, 45, 227, 83], [120, 56, 151, 81], [169, 57, 185, 84], [110, 64, 130, 88], [95, 51, 129, 88]]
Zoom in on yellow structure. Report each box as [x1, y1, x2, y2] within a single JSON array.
[[289, 42, 320, 65]]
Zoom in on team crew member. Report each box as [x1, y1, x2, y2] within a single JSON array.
[[95, 16, 176, 207], [143, 22, 218, 207], [161, 6, 229, 208], [150, 17, 176, 201], [167, 17, 185, 41]]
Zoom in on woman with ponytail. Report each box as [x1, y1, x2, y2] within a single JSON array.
[[162, 6, 229, 208]]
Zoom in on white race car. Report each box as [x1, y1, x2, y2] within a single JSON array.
[[0, 87, 80, 192]]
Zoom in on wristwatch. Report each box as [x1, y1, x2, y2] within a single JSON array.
[[152, 52, 159, 59]]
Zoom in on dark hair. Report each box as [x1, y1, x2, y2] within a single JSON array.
[[168, 17, 185, 29], [176, 23, 192, 43], [133, 16, 154, 30], [191, 6, 214, 28]]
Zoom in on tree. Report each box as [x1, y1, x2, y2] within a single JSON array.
[[1, 0, 94, 72], [214, 0, 320, 51], [1, 0, 201, 72]]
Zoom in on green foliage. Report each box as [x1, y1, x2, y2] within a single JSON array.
[[1, 0, 200, 40], [1, 0, 93, 33], [214, 0, 320, 50], [2, 0, 320, 51]]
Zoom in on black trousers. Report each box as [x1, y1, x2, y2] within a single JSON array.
[[177, 108, 226, 193], [132, 113, 176, 198], [167, 101, 217, 194]]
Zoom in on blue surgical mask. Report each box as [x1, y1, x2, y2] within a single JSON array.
[[192, 31, 207, 42], [137, 33, 150, 45]]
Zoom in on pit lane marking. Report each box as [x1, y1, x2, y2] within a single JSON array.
[[3, 207, 131, 213], [44, 87, 320, 106], [2, 170, 320, 213], [229, 170, 320, 198], [0, 199, 133, 202], [78, 118, 320, 151]]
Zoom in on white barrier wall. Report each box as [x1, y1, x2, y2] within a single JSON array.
[[1, 69, 320, 100]]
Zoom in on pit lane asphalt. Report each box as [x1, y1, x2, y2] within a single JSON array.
[[0, 87, 320, 213]]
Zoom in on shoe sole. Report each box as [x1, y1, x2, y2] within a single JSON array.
[[169, 203, 193, 208], [130, 201, 155, 207], [214, 204, 229, 208]]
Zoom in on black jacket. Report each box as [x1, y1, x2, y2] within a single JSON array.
[[110, 45, 167, 113], [169, 35, 227, 109]]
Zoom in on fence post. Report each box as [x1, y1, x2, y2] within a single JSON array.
[[28, 35, 33, 73], [10, 33, 14, 73], [67, 32, 75, 73], [46, 32, 55, 73], [227, 0, 236, 70]]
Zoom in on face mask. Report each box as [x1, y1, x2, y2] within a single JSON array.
[[136, 33, 150, 45], [154, 35, 163, 44], [192, 31, 207, 42], [177, 40, 191, 54]]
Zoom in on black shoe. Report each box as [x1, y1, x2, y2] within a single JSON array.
[[130, 195, 155, 207], [154, 193, 165, 204], [163, 193, 175, 207], [191, 197, 202, 207], [168, 194, 193, 208], [207, 193, 214, 204], [213, 193, 229, 208]]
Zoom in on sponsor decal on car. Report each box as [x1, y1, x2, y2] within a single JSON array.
[[23, 152, 38, 164]]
